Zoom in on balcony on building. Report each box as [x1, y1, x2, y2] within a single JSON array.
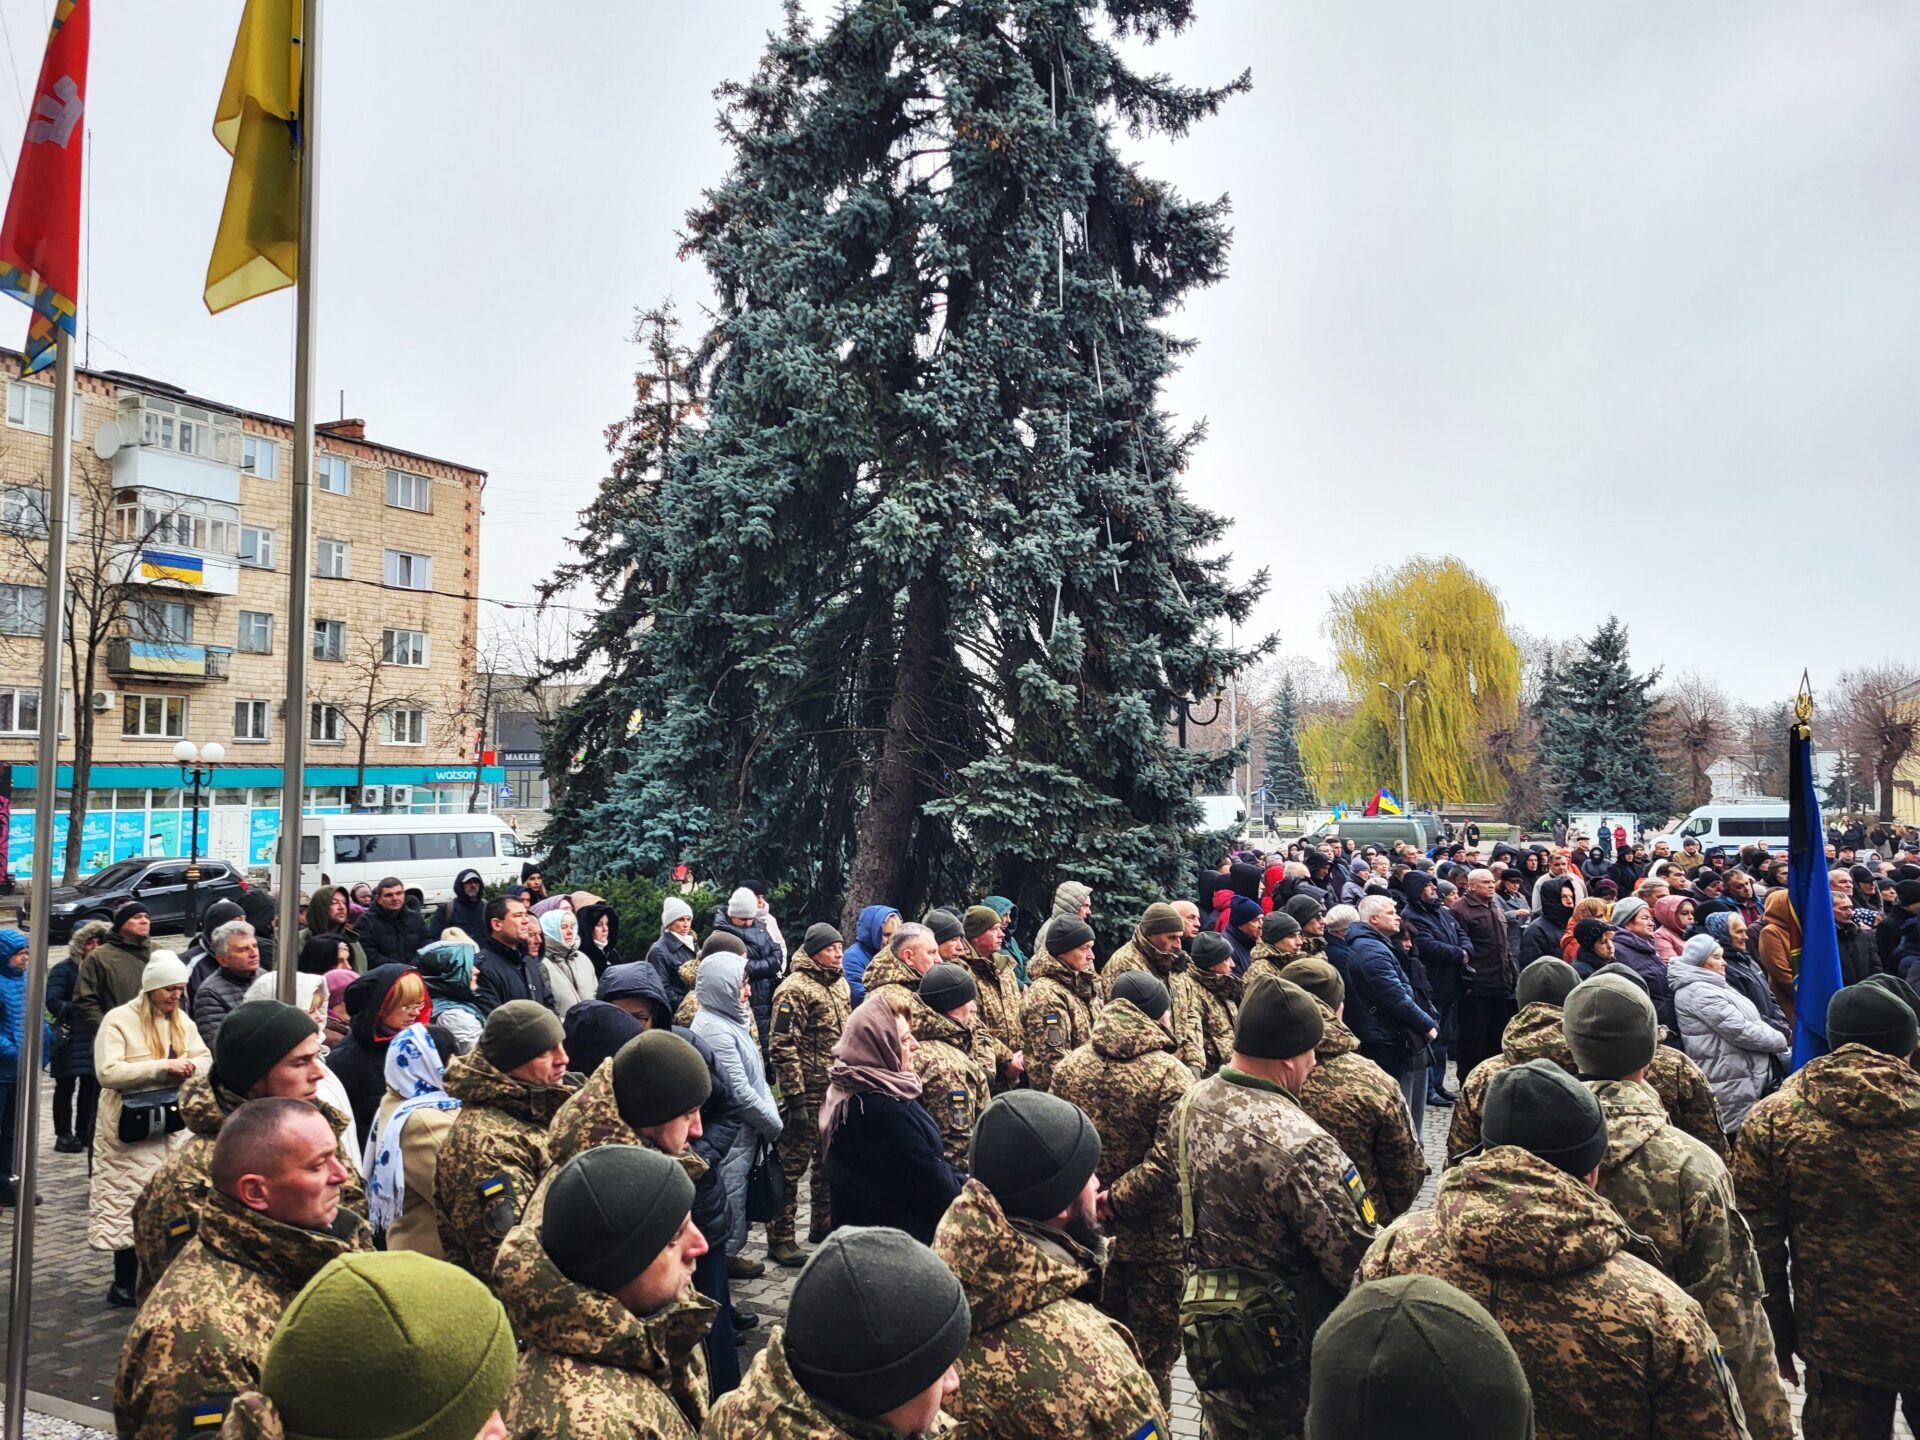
[[101, 390, 245, 597], [106, 637, 233, 684]]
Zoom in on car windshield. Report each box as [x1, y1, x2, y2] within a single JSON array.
[[77, 860, 148, 892]]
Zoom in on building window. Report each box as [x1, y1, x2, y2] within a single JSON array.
[[0, 686, 46, 736], [126, 599, 194, 645], [234, 698, 270, 741], [385, 468, 431, 513], [117, 495, 239, 555], [123, 692, 187, 739], [381, 628, 428, 666], [381, 708, 426, 746], [5, 381, 77, 437], [315, 538, 349, 578], [309, 703, 345, 743], [237, 610, 273, 654], [382, 550, 433, 590], [2, 486, 48, 538], [242, 435, 278, 479], [237, 525, 275, 569], [317, 455, 351, 494], [312, 618, 345, 661], [0, 581, 46, 637]]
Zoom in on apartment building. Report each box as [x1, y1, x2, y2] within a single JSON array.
[[0, 348, 501, 877]]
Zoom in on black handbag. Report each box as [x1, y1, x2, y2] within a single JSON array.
[[117, 1087, 184, 1145], [745, 1139, 786, 1224]]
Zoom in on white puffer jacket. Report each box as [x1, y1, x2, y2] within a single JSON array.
[[1670, 962, 1788, 1132], [89, 997, 210, 1250]]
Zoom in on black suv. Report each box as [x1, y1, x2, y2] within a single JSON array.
[[21, 857, 249, 941]]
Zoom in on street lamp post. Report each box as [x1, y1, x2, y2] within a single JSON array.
[[1378, 678, 1420, 807], [173, 739, 224, 933]]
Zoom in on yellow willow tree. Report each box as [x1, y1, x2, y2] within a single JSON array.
[[1326, 557, 1521, 805]]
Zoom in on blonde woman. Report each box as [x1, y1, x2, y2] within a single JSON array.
[[92, 950, 209, 1306]]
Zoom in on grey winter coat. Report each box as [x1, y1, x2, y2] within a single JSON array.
[[1669, 962, 1787, 1132], [688, 952, 782, 1143]]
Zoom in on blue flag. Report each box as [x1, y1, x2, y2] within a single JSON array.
[[1788, 698, 1844, 1071]]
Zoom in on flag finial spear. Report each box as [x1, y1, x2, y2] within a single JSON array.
[[1795, 671, 1814, 730]]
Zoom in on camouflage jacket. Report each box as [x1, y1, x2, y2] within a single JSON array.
[[1586, 1080, 1789, 1440], [546, 1061, 710, 1183], [131, 1071, 362, 1300], [1297, 935, 1328, 960], [770, 955, 852, 1103], [910, 998, 996, 1172], [1019, 952, 1100, 1093], [1446, 1002, 1572, 1165], [704, 1330, 959, 1439], [856, 944, 920, 1004], [1243, 946, 1298, 994], [962, 942, 1025, 1079], [1646, 1042, 1730, 1163], [932, 1178, 1167, 1439], [435, 1049, 580, 1281], [1187, 966, 1241, 1078], [1051, 997, 1194, 1263], [1101, 934, 1204, 1075], [114, 1191, 371, 1440], [1358, 1146, 1750, 1440], [1298, 1004, 1427, 1222], [1734, 1043, 1920, 1390]]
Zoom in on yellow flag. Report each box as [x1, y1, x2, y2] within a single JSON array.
[[203, 0, 301, 314]]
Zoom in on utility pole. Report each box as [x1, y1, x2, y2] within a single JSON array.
[[1379, 677, 1420, 807]]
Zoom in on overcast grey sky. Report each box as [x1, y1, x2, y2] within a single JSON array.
[[18, 1, 1920, 704]]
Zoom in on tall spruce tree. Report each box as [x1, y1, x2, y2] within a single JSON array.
[[1260, 674, 1314, 808], [1537, 616, 1675, 819], [557, 1, 1264, 925]]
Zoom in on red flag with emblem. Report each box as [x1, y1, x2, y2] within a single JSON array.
[[0, 0, 89, 374]]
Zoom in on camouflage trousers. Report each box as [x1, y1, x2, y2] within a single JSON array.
[[1099, 1256, 1183, 1411], [1803, 1368, 1920, 1440], [1197, 1373, 1309, 1440], [769, 1089, 829, 1244]]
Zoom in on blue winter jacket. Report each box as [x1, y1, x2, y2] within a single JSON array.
[[1343, 927, 1437, 1075], [0, 929, 48, 1085], [841, 905, 899, 1008]]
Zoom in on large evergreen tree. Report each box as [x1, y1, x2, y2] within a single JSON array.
[[555, 2, 1264, 927], [1260, 674, 1314, 808], [1537, 616, 1674, 819]]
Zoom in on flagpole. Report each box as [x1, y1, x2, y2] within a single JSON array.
[[5, 329, 74, 1440], [275, 0, 321, 1002]]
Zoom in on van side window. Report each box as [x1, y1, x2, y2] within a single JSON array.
[[362, 833, 413, 865], [457, 832, 496, 859], [300, 836, 319, 866], [413, 832, 459, 863], [333, 835, 364, 864]]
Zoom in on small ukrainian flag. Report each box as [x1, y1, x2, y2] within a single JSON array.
[[140, 550, 204, 586], [1376, 787, 1403, 816], [184, 1400, 228, 1430]]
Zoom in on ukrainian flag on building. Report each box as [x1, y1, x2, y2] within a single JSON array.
[[140, 550, 203, 585]]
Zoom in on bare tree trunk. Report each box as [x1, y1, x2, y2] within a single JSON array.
[[1878, 758, 1897, 821], [61, 637, 96, 886]]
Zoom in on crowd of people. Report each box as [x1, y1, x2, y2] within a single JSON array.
[[3, 831, 1915, 1439]]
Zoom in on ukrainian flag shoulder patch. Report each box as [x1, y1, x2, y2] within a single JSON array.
[[180, 1396, 232, 1437], [1342, 1163, 1377, 1225], [165, 1215, 193, 1241]]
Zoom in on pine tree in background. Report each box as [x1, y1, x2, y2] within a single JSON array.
[[1537, 616, 1675, 820], [1260, 674, 1315, 808], [555, 2, 1265, 927]]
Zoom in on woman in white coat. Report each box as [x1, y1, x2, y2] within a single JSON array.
[[689, 949, 782, 1278], [1670, 933, 1790, 1137], [91, 950, 210, 1306]]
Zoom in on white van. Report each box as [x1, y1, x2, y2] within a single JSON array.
[[273, 813, 535, 906], [1649, 801, 1791, 855]]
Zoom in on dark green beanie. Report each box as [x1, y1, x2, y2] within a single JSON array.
[[1483, 1058, 1608, 1177], [963, 905, 1001, 941], [802, 923, 843, 956], [1046, 917, 1095, 956], [925, 909, 965, 946], [917, 962, 977, 1015], [541, 1146, 694, 1294], [1307, 1275, 1534, 1440], [479, 999, 565, 1075], [1827, 984, 1920, 1058], [1861, 973, 1920, 1034], [1141, 902, 1186, 938], [968, 1091, 1101, 1221], [611, 1030, 712, 1128], [785, 1227, 971, 1420], [1515, 958, 1579, 1010], [213, 1000, 319, 1098], [1261, 911, 1303, 945], [1562, 975, 1656, 1079], [1191, 932, 1234, 969], [1112, 970, 1170, 1020], [1234, 976, 1324, 1060], [1279, 958, 1344, 1012], [1285, 895, 1325, 925], [261, 1252, 516, 1440]]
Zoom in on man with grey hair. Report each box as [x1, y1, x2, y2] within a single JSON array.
[[1323, 903, 1358, 938], [857, 921, 937, 1003], [190, 920, 262, 1049]]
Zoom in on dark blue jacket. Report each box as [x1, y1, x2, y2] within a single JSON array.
[[1401, 891, 1472, 1003], [475, 934, 549, 1014], [1324, 930, 1354, 987], [644, 934, 695, 1013], [826, 1093, 964, 1246], [1344, 927, 1437, 1076], [1609, 929, 1678, 1037], [43, 955, 92, 1078], [430, 869, 488, 941], [842, 905, 898, 1008]]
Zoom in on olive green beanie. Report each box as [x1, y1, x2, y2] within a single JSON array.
[[479, 999, 565, 1075], [1562, 975, 1657, 1080], [1279, 958, 1345, 1012], [1515, 958, 1579, 1010], [260, 1252, 516, 1440], [1233, 976, 1324, 1060]]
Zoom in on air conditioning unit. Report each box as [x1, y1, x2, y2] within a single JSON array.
[[88, 691, 113, 711], [385, 784, 412, 809], [359, 785, 386, 809]]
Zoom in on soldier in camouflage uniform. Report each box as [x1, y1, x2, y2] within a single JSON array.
[[1187, 933, 1242, 1078], [1734, 985, 1920, 1439], [1243, 911, 1305, 991], [1109, 979, 1376, 1440], [858, 922, 937, 1005], [1284, 896, 1328, 959], [132, 1001, 362, 1298], [1020, 916, 1101, 1092], [1589, 961, 1730, 1159], [1445, 957, 1581, 1164], [1049, 972, 1193, 1406], [909, 965, 997, 1172], [115, 1099, 371, 1440], [959, 905, 1025, 1085], [1359, 1060, 1750, 1440], [436, 1001, 580, 1281], [1279, 958, 1427, 1221], [1562, 976, 1792, 1439], [767, 923, 852, 1263], [499, 1146, 714, 1440], [1102, 902, 1205, 1074], [934, 1092, 1169, 1439]]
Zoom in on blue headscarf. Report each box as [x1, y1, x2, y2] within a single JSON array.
[[361, 1023, 458, 1235], [1701, 911, 1741, 952]]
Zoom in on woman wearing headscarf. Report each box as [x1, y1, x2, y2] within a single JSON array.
[[575, 902, 622, 976], [820, 992, 963, 1245], [689, 949, 782, 1279], [363, 1022, 461, 1257], [1670, 935, 1789, 1136], [982, 896, 1029, 987], [415, 933, 486, 1055], [1561, 897, 1614, 963], [326, 966, 431, 1139], [538, 908, 597, 1014], [1701, 911, 1789, 1045], [1520, 878, 1576, 964], [1650, 895, 1697, 963], [1752, 888, 1802, 1028]]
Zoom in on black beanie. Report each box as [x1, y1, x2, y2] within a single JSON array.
[[1572, 918, 1614, 949], [611, 1031, 712, 1128], [1826, 985, 1919, 1058], [785, 1228, 971, 1420], [917, 963, 977, 1015], [1046, 917, 1095, 956], [540, 1145, 692, 1294], [1191, 932, 1233, 969], [1261, 911, 1302, 945], [1898, 879, 1920, 908], [479, 1000, 565, 1075], [1516, 958, 1579, 1009], [1482, 1058, 1608, 1178], [1307, 1275, 1533, 1440], [1234, 976, 1324, 1060], [925, 909, 965, 946], [802, 923, 843, 957], [113, 899, 149, 929], [213, 1001, 319, 1098], [1112, 971, 1169, 1020], [968, 1091, 1101, 1221], [1284, 895, 1324, 925]]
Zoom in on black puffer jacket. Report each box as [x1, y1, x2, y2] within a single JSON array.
[[431, 868, 487, 940], [709, 909, 782, 1039], [357, 901, 428, 967]]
